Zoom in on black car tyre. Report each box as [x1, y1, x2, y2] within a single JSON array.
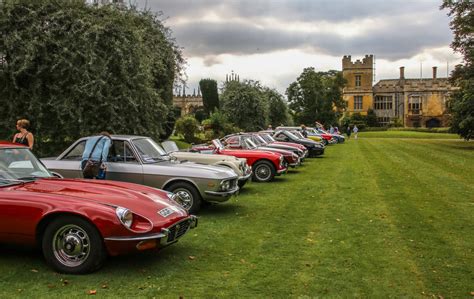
[[167, 181, 202, 214], [322, 139, 328, 146], [252, 160, 275, 182], [42, 215, 106, 274]]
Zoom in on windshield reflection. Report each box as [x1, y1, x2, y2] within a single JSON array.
[[0, 148, 52, 186], [132, 138, 168, 163]]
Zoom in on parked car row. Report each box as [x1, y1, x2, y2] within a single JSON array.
[[0, 128, 344, 274]]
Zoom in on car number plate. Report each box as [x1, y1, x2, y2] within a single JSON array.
[[158, 207, 175, 217]]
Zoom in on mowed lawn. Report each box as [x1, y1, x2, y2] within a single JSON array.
[[0, 132, 472, 297]]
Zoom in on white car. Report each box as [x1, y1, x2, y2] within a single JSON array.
[[161, 141, 252, 188]]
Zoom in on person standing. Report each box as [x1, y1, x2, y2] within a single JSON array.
[[346, 126, 352, 139], [329, 125, 335, 134], [353, 125, 359, 139], [81, 132, 112, 179], [12, 119, 34, 150], [300, 124, 308, 138]]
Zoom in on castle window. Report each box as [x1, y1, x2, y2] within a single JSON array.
[[374, 96, 393, 110], [377, 117, 391, 126], [355, 75, 361, 87], [408, 96, 422, 114], [354, 96, 363, 110]]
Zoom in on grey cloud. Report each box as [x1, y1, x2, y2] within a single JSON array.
[[133, 0, 453, 63]]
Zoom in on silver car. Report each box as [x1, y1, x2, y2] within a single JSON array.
[[41, 135, 239, 213]]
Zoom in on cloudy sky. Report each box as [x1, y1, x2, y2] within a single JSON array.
[[136, 0, 461, 95]]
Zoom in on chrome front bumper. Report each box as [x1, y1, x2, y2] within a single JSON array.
[[238, 167, 252, 181], [104, 216, 198, 243]]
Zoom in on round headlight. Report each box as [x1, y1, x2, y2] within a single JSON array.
[[221, 180, 230, 191], [116, 207, 133, 228]]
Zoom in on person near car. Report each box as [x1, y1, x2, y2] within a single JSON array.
[[353, 125, 359, 139], [267, 124, 273, 130], [300, 124, 308, 138], [81, 132, 112, 179], [346, 126, 352, 139], [12, 119, 34, 150], [329, 126, 335, 134]]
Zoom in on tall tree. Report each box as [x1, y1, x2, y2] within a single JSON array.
[[199, 78, 219, 115], [286, 68, 346, 126], [441, 0, 474, 140], [0, 0, 183, 155], [220, 80, 267, 131], [262, 88, 291, 126]]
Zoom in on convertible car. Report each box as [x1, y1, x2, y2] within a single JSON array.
[[0, 142, 197, 274], [161, 140, 252, 188], [191, 139, 287, 182], [273, 130, 325, 157], [41, 135, 239, 213]]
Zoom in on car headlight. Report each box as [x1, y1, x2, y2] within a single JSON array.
[[116, 207, 133, 228], [220, 180, 231, 191]]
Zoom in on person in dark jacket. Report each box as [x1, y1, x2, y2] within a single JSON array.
[[346, 126, 352, 139]]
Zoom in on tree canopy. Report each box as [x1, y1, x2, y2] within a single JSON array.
[[0, 0, 183, 155], [441, 0, 474, 140], [286, 68, 346, 126]]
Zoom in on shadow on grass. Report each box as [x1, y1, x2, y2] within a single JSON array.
[[199, 201, 247, 217]]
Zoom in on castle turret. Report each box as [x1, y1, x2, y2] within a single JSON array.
[[342, 54, 374, 115]]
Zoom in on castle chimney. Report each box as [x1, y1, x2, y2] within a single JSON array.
[[400, 67, 405, 79], [432, 66, 437, 79]]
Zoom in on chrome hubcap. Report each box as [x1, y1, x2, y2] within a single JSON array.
[[53, 225, 90, 267], [175, 189, 193, 211], [255, 165, 271, 181]]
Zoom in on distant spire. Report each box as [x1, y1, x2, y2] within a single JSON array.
[[193, 88, 196, 97], [198, 86, 201, 96]]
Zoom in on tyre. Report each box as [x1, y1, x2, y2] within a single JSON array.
[[167, 181, 202, 214], [42, 215, 106, 274], [252, 160, 276, 182], [322, 139, 328, 146]]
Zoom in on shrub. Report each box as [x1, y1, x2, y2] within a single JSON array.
[[175, 116, 200, 143]]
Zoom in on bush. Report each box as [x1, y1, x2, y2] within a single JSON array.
[[388, 127, 451, 133], [175, 116, 200, 143], [362, 127, 389, 132]]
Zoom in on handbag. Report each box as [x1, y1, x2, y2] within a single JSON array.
[[82, 136, 105, 178]]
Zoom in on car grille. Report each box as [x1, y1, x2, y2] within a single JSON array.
[[167, 219, 191, 243]]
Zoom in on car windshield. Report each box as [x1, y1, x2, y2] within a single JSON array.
[[0, 148, 52, 186], [244, 138, 257, 149], [161, 141, 179, 153], [292, 131, 304, 138], [284, 131, 299, 140], [132, 138, 168, 163], [261, 134, 276, 143], [213, 139, 225, 151], [254, 135, 268, 145]]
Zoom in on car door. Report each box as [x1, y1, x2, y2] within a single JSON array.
[[106, 140, 144, 185], [49, 140, 85, 178]]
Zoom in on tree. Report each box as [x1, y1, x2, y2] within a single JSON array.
[[175, 116, 200, 143], [262, 88, 291, 126], [286, 68, 346, 126], [199, 78, 219, 115], [441, 0, 474, 140], [366, 109, 378, 127], [220, 80, 268, 131], [0, 1, 183, 155]]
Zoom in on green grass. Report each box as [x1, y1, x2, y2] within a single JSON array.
[[358, 131, 460, 139], [1, 132, 473, 297]]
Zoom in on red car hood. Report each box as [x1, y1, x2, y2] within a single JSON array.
[[7, 178, 186, 218]]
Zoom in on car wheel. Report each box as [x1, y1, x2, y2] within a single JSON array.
[[322, 139, 328, 146], [167, 182, 202, 214], [42, 215, 106, 274], [252, 160, 275, 182]]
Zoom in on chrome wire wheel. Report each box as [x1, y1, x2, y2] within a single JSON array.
[[52, 224, 91, 267], [255, 164, 271, 181], [175, 189, 194, 211]]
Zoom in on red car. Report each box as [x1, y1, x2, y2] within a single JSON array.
[[0, 142, 197, 274], [223, 134, 301, 167], [191, 139, 287, 182]]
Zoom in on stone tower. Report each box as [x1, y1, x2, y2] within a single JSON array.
[[342, 55, 374, 115]]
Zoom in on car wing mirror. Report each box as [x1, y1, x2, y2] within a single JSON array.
[[50, 171, 63, 178]]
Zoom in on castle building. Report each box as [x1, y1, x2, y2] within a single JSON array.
[[172, 85, 203, 116], [342, 55, 457, 127]]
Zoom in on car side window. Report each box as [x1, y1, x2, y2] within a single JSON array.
[[227, 136, 239, 146], [62, 141, 86, 161], [108, 141, 138, 163]]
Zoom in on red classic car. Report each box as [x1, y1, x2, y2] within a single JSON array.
[[191, 139, 287, 182], [223, 134, 301, 167], [0, 142, 197, 274]]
